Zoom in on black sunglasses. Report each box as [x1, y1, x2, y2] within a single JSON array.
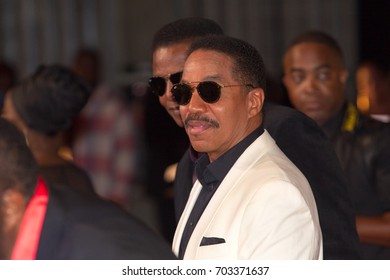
[[148, 71, 183, 96], [171, 81, 254, 105]]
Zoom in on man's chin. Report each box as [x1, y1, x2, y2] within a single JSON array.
[[305, 110, 327, 126]]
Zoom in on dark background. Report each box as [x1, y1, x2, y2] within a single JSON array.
[[358, 0, 390, 70]]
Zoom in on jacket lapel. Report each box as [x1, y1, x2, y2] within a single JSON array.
[[172, 179, 203, 256]]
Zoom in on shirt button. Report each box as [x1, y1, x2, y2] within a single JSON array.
[[189, 222, 194, 226]]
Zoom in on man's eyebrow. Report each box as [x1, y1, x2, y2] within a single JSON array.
[[289, 68, 304, 73], [181, 75, 221, 84], [289, 64, 332, 73], [314, 64, 332, 71]]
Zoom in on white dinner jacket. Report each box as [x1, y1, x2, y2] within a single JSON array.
[[172, 130, 323, 259]]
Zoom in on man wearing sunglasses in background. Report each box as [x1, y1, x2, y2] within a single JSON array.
[[170, 34, 322, 259], [147, 17, 223, 241], [150, 17, 359, 259], [150, 18, 223, 126]]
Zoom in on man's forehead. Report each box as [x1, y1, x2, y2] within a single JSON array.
[[153, 42, 190, 59], [152, 43, 189, 75], [186, 49, 231, 64], [286, 43, 341, 65], [182, 50, 233, 82], [283, 44, 347, 87]]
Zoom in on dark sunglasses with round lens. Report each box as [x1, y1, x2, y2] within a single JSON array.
[[171, 81, 254, 105], [148, 71, 183, 96]]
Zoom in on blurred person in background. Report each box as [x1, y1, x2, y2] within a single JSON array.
[[283, 30, 390, 259], [2, 64, 94, 195], [71, 48, 142, 210], [356, 60, 390, 123], [0, 117, 176, 260]]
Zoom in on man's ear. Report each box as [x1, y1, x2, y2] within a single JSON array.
[[248, 87, 265, 118]]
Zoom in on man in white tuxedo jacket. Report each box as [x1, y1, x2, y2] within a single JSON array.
[[171, 34, 323, 259]]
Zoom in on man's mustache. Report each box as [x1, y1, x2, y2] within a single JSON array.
[[184, 114, 220, 128]]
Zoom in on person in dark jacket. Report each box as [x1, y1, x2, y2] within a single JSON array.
[[283, 30, 390, 259], [0, 118, 176, 260], [2, 64, 94, 195]]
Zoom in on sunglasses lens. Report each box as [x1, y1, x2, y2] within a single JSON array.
[[169, 71, 183, 84], [198, 81, 221, 103], [148, 77, 166, 96], [171, 83, 192, 105]]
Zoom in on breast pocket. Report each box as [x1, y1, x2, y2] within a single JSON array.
[[200, 237, 225, 246]]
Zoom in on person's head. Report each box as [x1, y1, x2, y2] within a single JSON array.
[[283, 30, 348, 126], [150, 17, 223, 126], [2, 64, 90, 137], [356, 60, 390, 115], [0, 118, 38, 259], [72, 48, 101, 88], [171, 35, 265, 161]]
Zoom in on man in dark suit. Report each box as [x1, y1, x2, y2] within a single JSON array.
[[150, 17, 360, 259], [0, 118, 176, 260], [282, 30, 390, 259]]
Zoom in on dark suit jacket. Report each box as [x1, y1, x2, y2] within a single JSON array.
[[36, 183, 176, 260], [174, 102, 360, 260]]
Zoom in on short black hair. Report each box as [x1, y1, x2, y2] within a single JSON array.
[[188, 35, 267, 90], [286, 30, 345, 64], [152, 17, 223, 52], [0, 118, 38, 197], [11, 64, 91, 136]]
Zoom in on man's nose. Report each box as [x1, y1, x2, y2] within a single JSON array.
[[165, 81, 175, 99], [187, 89, 206, 113], [302, 76, 318, 94]]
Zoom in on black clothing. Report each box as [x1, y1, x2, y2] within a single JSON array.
[[39, 163, 95, 196], [37, 182, 176, 259], [323, 103, 390, 259], [174, 102, 360, 259], [143, 90, 189, 242]]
